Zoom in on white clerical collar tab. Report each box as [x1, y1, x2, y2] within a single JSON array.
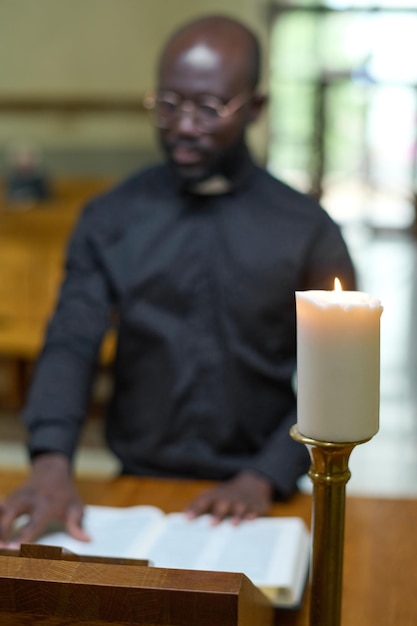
[[191, 175, 232, 195]]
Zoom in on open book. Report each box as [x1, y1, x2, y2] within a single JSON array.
[[37, 505, 310, 608]]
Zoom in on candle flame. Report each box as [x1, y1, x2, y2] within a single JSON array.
[[334, 277, 343, 291]]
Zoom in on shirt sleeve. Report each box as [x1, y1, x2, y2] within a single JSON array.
[[247, 212, 356, 498], [22, 202, 114, 461], [248, 407, 310, 499], [301, 213, 357, 291]]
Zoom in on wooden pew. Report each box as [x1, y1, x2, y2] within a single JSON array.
[[0, 178, 116, 409]]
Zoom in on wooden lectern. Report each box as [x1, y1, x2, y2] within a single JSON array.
[[0, 544, 274, 626]]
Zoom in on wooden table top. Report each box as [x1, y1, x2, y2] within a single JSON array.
[[0, 470, 416, 626]]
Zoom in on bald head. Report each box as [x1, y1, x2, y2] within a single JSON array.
[[158, 15, 261, 91]]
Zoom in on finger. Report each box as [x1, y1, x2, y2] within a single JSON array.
[[225, 501, 251, 526], [0, 500, 32, 543], [0, 541, 20, 550], [229, 509, 258, 526], [66, 505, 90, 542], [183, 493, 214, 519], [10, 510, 50, 545], [209, 499, 241, 525]]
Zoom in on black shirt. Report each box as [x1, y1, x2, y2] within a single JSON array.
[[23, 157, 356, 498]]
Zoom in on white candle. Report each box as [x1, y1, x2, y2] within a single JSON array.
[[295, 282, 383, 442]]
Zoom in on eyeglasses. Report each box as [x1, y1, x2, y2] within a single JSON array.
[[143, 90, 253, 132]]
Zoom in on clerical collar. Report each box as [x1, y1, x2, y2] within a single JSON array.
[[189, 175, 232, 196], [184, 147, 255, 196]]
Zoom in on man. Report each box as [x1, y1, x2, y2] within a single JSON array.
[[0, 14, 355, 545]]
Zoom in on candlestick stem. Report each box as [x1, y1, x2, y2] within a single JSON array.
[[290, 425, 371, 626]]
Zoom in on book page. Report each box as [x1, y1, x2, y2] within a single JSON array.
[[134, 513, 218, 570], [37, 505, 164, 557], [136, 513, 309, 594]]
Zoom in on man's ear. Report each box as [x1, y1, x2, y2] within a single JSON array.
[[248, 93, 268, 123]]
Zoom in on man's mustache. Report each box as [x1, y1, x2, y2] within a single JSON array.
[[165, 139, 208, 153]]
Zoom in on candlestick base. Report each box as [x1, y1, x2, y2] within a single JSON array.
[[290, 425, 372, 626]]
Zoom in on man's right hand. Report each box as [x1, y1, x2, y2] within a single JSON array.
[[0, 452, 90, 546]]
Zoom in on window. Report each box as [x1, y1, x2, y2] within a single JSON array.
[[268, 2, 417, 228]]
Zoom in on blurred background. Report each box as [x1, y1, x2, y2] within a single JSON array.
[[0, 0, 416, 496]]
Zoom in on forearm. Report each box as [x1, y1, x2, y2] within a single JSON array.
[[23, 345, 98, 459]]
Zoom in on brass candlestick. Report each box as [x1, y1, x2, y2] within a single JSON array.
[[290, 425, 372, 626]]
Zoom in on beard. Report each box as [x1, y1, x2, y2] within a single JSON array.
[[159, 131, 247, 185]]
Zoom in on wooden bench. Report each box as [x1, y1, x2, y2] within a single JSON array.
[[0, 178, 116, 409]]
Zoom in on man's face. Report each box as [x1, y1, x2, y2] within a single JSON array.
[[156, 42, 254, 183]]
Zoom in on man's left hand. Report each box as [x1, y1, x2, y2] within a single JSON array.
[[183, 470, 273, 525]]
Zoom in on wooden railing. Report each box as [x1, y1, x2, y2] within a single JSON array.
[[0, 96, 147, 114]]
